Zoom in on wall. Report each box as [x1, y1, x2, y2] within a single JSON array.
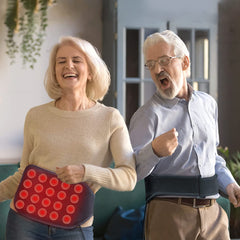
[[117, 0, 220, 26], [0, 0, 103, 163], [218, 0, 240, 152]]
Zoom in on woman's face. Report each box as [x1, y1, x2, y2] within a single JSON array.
[[55, 44, 91, 95]]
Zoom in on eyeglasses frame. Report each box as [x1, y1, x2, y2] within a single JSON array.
[[144, 55, 181, 70]]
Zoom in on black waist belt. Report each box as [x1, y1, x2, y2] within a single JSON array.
[[145, 174, 218, 203]]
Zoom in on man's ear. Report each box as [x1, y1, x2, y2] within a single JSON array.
[[182, 56, 190, 71]]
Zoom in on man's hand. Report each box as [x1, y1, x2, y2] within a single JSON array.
[[151, 128, 178, 157], [56, 165, 85, 184], [226, 182, 240, 207]]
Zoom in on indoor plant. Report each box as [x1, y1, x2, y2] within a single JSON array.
[[4, 0, 56, 69], [218, 146, 240, 238]]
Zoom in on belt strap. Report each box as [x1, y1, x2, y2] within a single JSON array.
[[145, 174, 218, 203], [158, 198, 216, 208]]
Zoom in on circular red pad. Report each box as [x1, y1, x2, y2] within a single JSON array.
[[38, 173, 48, 183], [31, 194, 40, 204], [19, 190, 28, 199], [27, 204, 36, 214], [14, 165, 95, 229], [53, 201, 63, 211], [49, 211, 59, 221]]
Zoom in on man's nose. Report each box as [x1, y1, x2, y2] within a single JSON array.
[[153, 62, 164, 73]]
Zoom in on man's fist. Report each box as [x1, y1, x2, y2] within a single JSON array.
[[151, 128, 178, 157]]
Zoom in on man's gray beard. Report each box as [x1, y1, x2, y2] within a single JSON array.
[[157, 83, 179, 100]]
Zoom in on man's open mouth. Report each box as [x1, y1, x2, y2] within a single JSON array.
[[160, 77, 169, 86], [159, 76, 171, 89]]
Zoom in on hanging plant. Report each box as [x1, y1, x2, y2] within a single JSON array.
[[4, 0, 56, 69], [5, 0, 19, 64]]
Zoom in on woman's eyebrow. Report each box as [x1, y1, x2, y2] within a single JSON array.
[[72, 56, 83, 60], [56, 56, 84, 61], [56, 57, 66, 60]]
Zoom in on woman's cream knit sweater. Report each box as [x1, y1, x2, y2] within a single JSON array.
[[0, 101, 136, 226]]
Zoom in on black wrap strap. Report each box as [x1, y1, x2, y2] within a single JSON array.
[[145, 174, 218, 203]]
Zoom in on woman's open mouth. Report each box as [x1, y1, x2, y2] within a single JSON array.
[[63, 73, 78, 79]]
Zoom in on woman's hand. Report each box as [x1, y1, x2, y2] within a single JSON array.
[[56, 165, 85, 184]]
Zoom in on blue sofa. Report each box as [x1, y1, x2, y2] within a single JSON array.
[[0, 164, 231, 240]]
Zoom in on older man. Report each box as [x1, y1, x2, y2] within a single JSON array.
[[129, 30, 240, 240]]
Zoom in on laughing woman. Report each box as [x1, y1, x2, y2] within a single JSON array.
[[0, 36, 136, 240]]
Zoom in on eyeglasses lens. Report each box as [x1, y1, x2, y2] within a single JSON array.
[[145, 56, 171, 70]]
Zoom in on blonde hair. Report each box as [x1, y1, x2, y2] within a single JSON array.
[[44, 36, 110, 101]]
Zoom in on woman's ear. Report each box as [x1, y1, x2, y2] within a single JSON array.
[[182, 56, 190, 71], [88, 73, 93, 82]]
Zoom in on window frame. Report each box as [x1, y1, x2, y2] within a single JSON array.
[[117, 23, 217, 121]]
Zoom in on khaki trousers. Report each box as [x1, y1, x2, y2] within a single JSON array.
[[145, 198, 230, 240]]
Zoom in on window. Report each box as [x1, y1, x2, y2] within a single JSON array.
[[114, 1, 218, 123], [124, 28, 157, 126], [178, 29, 210, 93], [118, 26, 214, 125]]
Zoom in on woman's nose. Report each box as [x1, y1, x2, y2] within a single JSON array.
[[65, 60, 74, 69]]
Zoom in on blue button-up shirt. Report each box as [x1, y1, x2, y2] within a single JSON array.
[[129, 88, 236, 195]]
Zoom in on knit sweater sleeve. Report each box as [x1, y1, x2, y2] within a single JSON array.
[[0, 110, 33, 202], [83, 109, 137, 191]]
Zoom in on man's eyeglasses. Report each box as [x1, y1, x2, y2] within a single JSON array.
[[144, 56, 180, 70]]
